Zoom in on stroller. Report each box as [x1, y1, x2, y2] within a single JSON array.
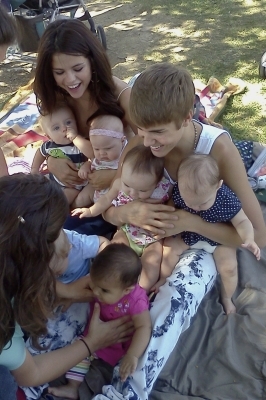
[[10, 0, 107, 53]]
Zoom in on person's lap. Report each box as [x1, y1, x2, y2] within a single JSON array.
[[64, 214, 116, 237]]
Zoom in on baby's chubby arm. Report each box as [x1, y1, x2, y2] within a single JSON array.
[[231, 209, 261, 260], [67, 127, 94, 159], [119, 310, 152, 382], [71, 178, 121, 218], [98, 236, 110, 253], [78, 160, 92, 180], [31, 148, 46, 174]]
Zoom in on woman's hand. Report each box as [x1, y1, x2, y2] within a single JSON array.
[[85, 303, 134, 352], [47, 157, 85, 187], [87, 169, 116, 191]]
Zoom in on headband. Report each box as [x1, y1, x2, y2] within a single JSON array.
[[90, 128, 124, 139]]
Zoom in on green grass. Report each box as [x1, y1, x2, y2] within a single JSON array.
[[95, 0, 266, 142]]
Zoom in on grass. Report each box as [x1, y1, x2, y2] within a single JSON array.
[[92, 0, 266, 142], [2, 0, 266, 142]]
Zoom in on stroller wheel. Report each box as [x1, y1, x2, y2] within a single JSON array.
[[96, 25, 107, 50], [259, 51, 266, 79]]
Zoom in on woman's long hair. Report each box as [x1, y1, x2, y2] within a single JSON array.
[[0, 174, 68, 351], [33, 19, 124, 125]]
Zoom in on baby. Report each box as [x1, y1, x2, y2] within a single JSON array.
[[72, 145, 172, 291], [31, 104, 93, 207], [48, 243, 152, 400], [50, 228, 109, 284], [162, 153, 260, 314], [78, 114, 127, 204]]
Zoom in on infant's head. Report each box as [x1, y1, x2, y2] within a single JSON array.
[[50, 229, 71, 277], [89, 243, 142, 304], [178, 154, 223, 211], [89, 115, 125, 162], [120, 145, 164, 200], [40, 104, 77, 145]]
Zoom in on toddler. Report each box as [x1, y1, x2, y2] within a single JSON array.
[[31, 103, 93, 207], [78, 114, 127, 204], [48, 243, 152, 400], [72, 145, 172, 291], [50, 228, 109, 284], [161, 153, 260, 314]]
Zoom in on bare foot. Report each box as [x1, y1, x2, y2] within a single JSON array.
[[221, 297, 236, 314], [48, 381, 79, 400]]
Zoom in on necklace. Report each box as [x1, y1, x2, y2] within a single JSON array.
[[192, 119, 198, 150]]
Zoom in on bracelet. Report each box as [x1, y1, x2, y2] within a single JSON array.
[[80, 338, 92, 357]]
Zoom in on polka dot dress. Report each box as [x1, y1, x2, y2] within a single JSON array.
[[172, 183, 242, 246]]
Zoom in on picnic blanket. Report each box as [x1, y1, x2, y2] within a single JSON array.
[[1, 80, 265, 400]]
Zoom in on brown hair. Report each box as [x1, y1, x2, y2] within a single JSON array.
[[90, 243, 142, 288], [178, 153, 220, 195], [33, 19, 124, 125], [0, 4, 17, 46], [123, 145, 164, 183], [129, 62, 195, 129], [0, 173, 68, 351]]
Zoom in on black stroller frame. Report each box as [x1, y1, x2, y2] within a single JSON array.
[[10, 0, 107, 53]]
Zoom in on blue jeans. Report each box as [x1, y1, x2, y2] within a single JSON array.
[[0, 366, 17, 400]]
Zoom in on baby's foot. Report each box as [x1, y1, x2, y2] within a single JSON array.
[[221, 297, 236, 315], [48, 382, 79, 400]]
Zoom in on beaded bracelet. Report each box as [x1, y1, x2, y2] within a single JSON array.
[[80, 338, 92, 357]]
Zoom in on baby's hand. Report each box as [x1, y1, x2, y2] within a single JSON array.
[[119, 353, 138, 382], [150, 278, 166, 294], [66, 127, 78, 141], [71, 207, 92, 219], [78, 170, 88, 180], [241, 240, 261, 260], [78, 161, 92, 180]]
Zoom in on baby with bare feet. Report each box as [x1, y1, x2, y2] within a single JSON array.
[[161, 153, 260, 314]]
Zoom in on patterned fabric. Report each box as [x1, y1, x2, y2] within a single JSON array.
[[233, 139, 254, 172], [172, 183, 242, 247], [93, 250, 217, 400], [22, 302, 89, 400], [112, 177, 171, 246], [41, 141, 87, 190], [66, 356, 91, 382]]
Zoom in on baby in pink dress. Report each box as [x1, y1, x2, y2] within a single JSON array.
[[48, 243, 151, 400], [72, 145, 173, 292]]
